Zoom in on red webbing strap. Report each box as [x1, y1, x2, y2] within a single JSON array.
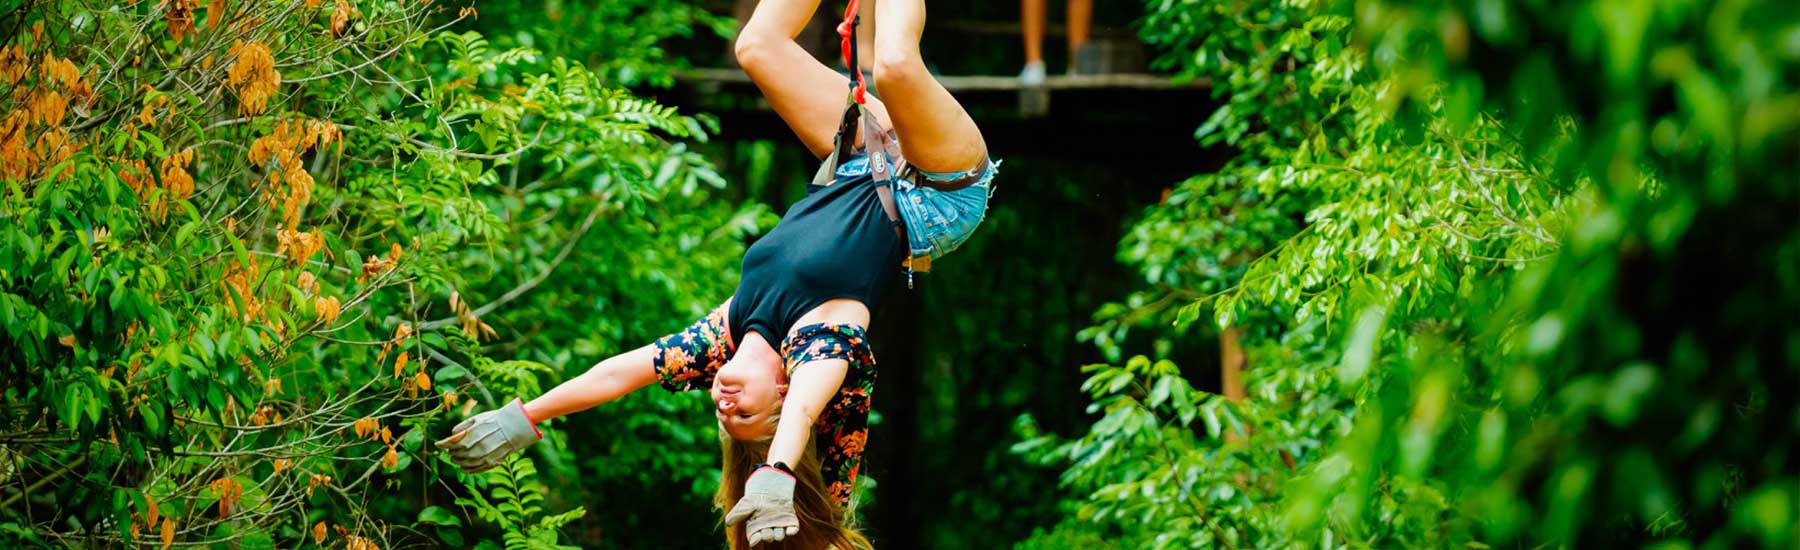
[[836, 0, 866, 104]]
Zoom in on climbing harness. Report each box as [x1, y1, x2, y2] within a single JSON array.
[[808, 0, 986, 288]]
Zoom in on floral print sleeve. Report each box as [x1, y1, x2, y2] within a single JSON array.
[[653, 303, 736, 393], [779, 323, 877, 506]]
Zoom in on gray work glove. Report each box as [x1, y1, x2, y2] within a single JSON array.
[[435, 398, 541, 474], [723, 466, 800, 546]]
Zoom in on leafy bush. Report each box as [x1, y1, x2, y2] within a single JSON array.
[[0, 0, 748, 547], [1022, 0, 1797, 548]]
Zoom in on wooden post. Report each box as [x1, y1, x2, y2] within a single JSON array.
[[1220, 326, 1246, 403], [1221, 326, 1246, 445], [1019, 86, 1050, 117]]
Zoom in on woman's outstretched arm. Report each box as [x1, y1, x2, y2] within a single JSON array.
[[521, 343, 660, 422], [436, 343, 659, 473], [736, 0, 891, 159], [441, 300, 738, 472]]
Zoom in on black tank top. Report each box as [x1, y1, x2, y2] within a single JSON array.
[[729, 156, 907, 346]]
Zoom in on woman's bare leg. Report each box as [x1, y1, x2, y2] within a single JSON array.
[[1067, 0, 1092, 54], [1022, 0, 1046, 65], [872, 0, 987, 174], [735, 0, 893, 159], [856, 0, 877, 72]]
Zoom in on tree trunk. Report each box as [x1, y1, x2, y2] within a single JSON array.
[[1220, 326, 1245, 403]]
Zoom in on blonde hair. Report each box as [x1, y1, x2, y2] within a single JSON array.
[[715, 426, 873, 550]]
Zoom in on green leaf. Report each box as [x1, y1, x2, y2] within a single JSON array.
[[419, 506, 461, 527]]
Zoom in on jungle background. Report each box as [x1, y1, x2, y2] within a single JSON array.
[[2, 0, 1796, 548]]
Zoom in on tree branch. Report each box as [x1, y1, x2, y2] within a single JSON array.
[[416, 202, 609, 332]]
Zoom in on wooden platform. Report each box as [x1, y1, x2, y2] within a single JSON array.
[[679, 67, 1206, 93], [676, 67, 1209, 118], [657, 66, 1222, 169]]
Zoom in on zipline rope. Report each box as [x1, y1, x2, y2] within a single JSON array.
[[836, 0, 867, 104]]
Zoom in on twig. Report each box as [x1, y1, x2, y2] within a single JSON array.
[[416, 202, 609, 331]]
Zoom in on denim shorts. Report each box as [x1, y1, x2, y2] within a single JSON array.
[[836, 155, 998, 266]]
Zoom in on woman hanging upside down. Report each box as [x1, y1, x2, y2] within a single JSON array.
[[437, 0, 996, 547]]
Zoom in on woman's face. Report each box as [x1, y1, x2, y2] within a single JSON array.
[[710, 351, 785, 441]]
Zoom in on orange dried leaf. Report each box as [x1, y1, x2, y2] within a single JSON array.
[[297, 271, 317, 294], [314, 295, 340, 323], [163, 0, 196, 43], [206, 0, 224, 29], [394, 351, 409, 377], [313, 521, 327, 544], [414, 370, 431, 391], [211, 477, 241, 517], [382, 445, 398, 469], [160, 518, 174, 550], [146, 495, 160, 525], [58, 334, 75, 347], [331, 0, 350, 36], [379, 426, 391, 444], [226, 41, 279, 116], [277, 228, 324, 265]]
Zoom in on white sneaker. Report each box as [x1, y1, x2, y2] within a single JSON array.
[[1018, 61, 1046, 87]]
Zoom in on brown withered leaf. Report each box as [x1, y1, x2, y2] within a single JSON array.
[[331, 0, 350, 36], [163, 0, 196, 43], [206, 0, 224, 29]]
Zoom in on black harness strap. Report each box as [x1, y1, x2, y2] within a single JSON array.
[[813, 7, 990, 282]]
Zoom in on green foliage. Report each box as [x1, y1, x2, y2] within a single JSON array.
[[1027, 0, 1798, 548], [453, 456, 587, 550], [1, 0, 749, 547], [462, 0, 737, 87]]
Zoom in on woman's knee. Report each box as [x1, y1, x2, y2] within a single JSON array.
[[871, 48, 926, 91], [733, 31, 780, 70]]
